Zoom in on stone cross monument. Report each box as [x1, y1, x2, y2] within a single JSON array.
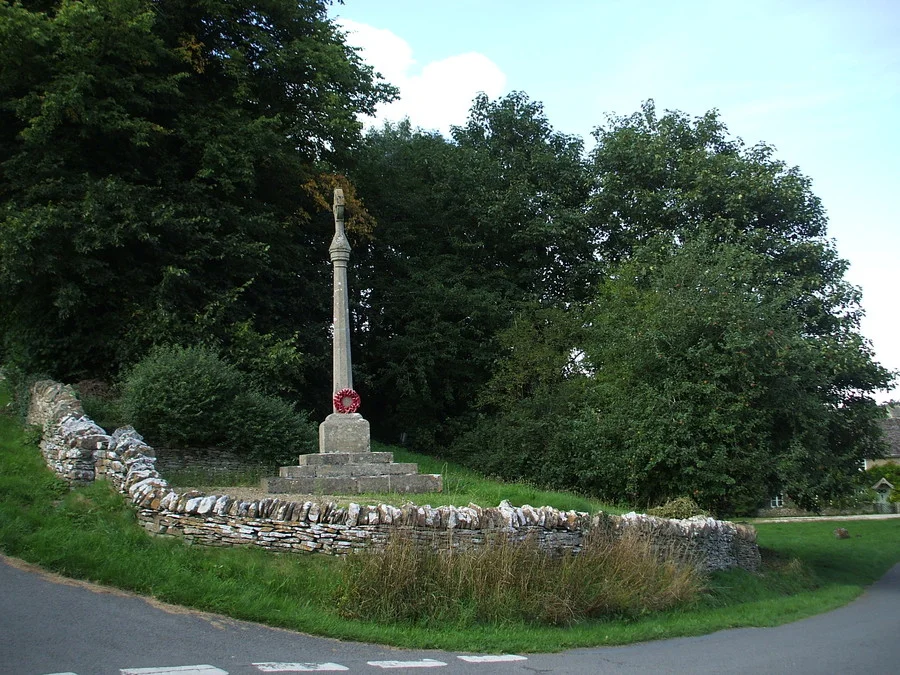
[[263, 188, 441, 495], [318, 188, 371, 453]]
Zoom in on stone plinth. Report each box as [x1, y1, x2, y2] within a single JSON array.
[[266, 447, 443, 495], [319, 413, 370, 453]]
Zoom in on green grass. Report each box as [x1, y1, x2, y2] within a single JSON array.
[[3, 380, 900, 652], [81, 386, 613, 513], [164, 440, 619, 513], [348, 442, 619, 513]]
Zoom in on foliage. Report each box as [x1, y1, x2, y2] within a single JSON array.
[[1, 15, 894, 518], [865, 462, 900, 485], [579, 235, 890, 515], [589, 100, 828, 270], [864, 462, 900, 502], [3, 391, 900, 652], [452, 104, 892, 516], [120, 344, 314, 461], [0, 361, 52, 422], [0, 0, 393, 406], [647, 498, 709, 520], [338, 531, 702, 627], [349, 93, 594, 446], [228, 388, 315, 464]]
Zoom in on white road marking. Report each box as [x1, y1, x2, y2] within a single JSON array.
[[367, 659, 447, 669], [121, 667, 228, 675], [457, 655, 528, 663], [43, 672, 79, 675], [253, 664, 349, 672]]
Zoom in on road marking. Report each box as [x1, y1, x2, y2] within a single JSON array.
[[121, 667, 228, 675], [253, 664, 349, 672], [457, 655, 528, 663], [367, 659, 447, 669], [44, 672, 79, 675]]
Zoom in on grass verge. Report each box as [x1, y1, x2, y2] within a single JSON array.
[[338, 531, 701, 626], [2, 381, 899, 652]]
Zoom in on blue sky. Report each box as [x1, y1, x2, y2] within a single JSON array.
[[331, 0, 900, 401]]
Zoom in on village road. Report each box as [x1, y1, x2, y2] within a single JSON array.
[[1, 554, 898, 675]]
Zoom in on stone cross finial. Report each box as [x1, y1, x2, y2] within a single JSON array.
[[329, 188, 350, 262]]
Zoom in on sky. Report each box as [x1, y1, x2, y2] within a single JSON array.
[[330, 0, 900, 401]]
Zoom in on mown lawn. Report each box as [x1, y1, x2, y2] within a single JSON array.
[[2, 381, 899, 653]]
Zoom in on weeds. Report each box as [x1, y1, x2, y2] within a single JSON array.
[[337, 531, 703, 627]]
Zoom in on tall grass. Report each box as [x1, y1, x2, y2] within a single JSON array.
[[338, 531, 702, 626]]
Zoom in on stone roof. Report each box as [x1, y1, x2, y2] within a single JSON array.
[[879, 418, 900, 458], [872, 477, 894, 491]]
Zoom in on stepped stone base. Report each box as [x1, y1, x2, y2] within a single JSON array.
[[265, 449, 443, 495], [263, 473, 443, 495]]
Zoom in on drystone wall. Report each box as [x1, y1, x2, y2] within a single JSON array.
[[27, 380, 760, 572], [153, 447, 270, 477]]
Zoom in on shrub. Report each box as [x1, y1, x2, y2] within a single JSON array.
[[647, 497, 709, 520], [121, 345, 243, 448], [337, 531, 702, 626], [228, 389, 315, 464], [120, 345, 314, 462], [0, 364, 51, 422]]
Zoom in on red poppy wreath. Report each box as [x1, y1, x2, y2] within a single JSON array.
[[333, 388, 361, 413]]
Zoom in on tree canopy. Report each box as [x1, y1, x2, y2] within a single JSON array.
[[348, 93, 595, 444], [448, 101, 892, 515], [0, 0, 393, 400], [0, 2, 892, 515]]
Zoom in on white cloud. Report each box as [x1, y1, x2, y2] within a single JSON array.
[[337, 19, 507, 135]]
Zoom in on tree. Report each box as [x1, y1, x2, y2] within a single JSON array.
[[579, 234, 891, 514], [451, 93, 596, 303], [589, 101, 827, 268], [580, 103, 893, 512], [451, 102, 893, 515], [348, 94, 594, 446], [0, 0, 394, 403]]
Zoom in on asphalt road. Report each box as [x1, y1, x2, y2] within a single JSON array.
[[1, 554, 898, 675]]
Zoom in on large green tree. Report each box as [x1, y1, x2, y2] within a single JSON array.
[[349, 93, 594, 446], [451, 102, 893, 515], [577, 233, 891, 514], [0, 0, 393, 400]]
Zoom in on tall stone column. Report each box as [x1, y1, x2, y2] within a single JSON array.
[[319, 188, 370, 453], [329, 188, 353, 398]]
